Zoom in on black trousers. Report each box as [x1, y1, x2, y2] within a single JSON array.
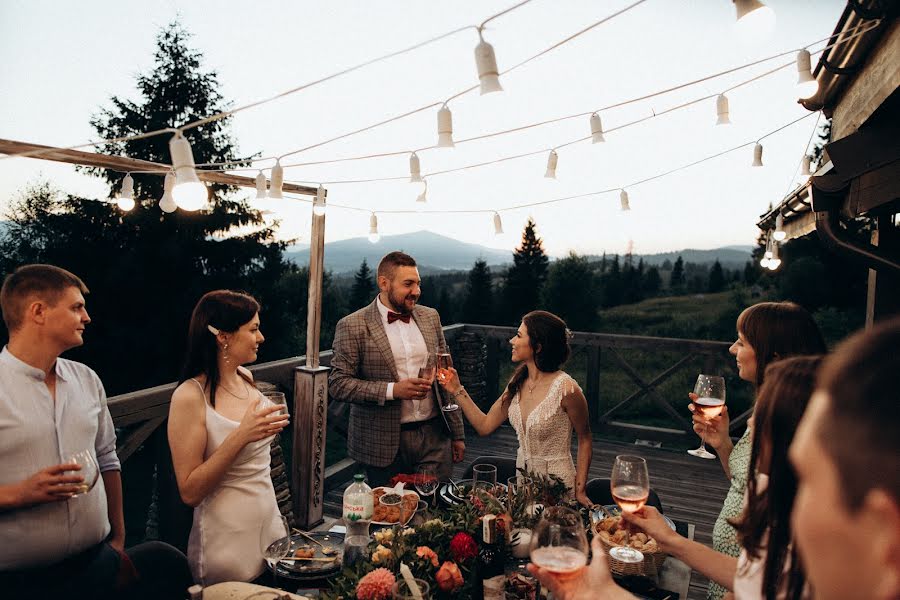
[[0, 540, 192, 600]]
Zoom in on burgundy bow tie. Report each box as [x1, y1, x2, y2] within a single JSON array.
[[387, 311, 411, 324]]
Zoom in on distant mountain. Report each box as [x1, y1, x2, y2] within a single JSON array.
[[626, 247, 752, 268], [286, 230, 512, 274]]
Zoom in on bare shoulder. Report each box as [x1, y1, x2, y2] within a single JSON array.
[[170, 378, 207, 414], [237, 365, 254, 382]]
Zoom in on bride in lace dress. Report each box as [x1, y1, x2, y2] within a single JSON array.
[[437, 310, 593, 507]]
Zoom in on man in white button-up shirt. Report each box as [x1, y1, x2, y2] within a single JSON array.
[[330, 252, 466, 486], [0, 265, 190, 599]]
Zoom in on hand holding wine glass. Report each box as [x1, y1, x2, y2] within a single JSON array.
[[64, 449, 100, 497], [688, 375, 726, 459], [435, 349, 460, 412], [609, 455, 650, 564], [528, 536, 632, 600]]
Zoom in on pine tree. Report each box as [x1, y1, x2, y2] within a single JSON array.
[[348, 259, 376, 311], [499, 218, 549, 324], [601, 254, 624, 307], [670, 256, 686, 292], [462, 259, 494, 324], [542, 252, 598, 330], [643, 266, 662, 296], [708, 259, 726, 293]]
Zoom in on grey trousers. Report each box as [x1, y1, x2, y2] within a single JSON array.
[[363, 417, 452, 487]]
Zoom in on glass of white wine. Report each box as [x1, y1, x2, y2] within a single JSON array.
[[688, 374, 726, 460], [529, 506, 589, 581], [609, 455, 650, 564], [65, 449, 99, 497]]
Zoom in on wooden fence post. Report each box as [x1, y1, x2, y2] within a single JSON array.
[[293, 366, 329, 529]]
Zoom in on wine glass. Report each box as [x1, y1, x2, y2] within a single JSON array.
[[65, 449, 100, 497], [688, 374, 726, 460], [417, 354, 436, 384], [473, 463, 498, 494], [435, 349, 458, 412], [609, 455, 650, 564], [415, 465, 438, 509], [528, 506, 589, 580], [259, 514, 291, 588], [260, 391, 287, 415]]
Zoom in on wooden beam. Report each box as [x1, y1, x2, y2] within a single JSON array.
[[305, 206, 326, 367], [0, 138, 318, 196]]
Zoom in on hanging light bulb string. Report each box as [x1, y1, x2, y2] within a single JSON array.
[[780, 110, 822, 198]]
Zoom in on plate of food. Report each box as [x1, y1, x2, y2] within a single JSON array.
[[592, 507, 672, 575], [372, 486, 420, 525], [269, 531, 344, 580], [437, 479, 508, 506]]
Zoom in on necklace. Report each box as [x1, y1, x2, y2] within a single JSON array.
[[526, 373, 542, 394], [218, 378, 250, 400]]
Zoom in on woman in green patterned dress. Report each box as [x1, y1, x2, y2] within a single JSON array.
[[691, 302, 825, 600]]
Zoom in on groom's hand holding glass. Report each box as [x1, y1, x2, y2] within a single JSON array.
[[393, 377, 433, 400]]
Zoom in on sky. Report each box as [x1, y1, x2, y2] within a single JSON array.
[[0, 1, 845, 256]]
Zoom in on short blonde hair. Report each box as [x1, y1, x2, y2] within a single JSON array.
[[1, 264, 88, 332]]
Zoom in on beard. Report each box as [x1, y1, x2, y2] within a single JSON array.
[[386, 285, 418, 314]]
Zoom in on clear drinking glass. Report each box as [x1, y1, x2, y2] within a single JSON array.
[[260, 391, 287, 415], [688, 374, 726, 460], [65, 449, 100, 497], [393, 578, 430, 599], [609, 455, 650, 564], [415, 465, 438, 508], [528, 506, 589, 580], [436, 348, 458, 412], [259, 515, 291, 588], [473, 463, 498, 494]]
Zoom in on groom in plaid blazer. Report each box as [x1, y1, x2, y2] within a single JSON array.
[[329, 251, 465, 486]]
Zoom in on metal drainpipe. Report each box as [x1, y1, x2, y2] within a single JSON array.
[[811, 182, 900, 274]]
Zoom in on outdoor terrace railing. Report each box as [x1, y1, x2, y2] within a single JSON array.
[[109, 323, 741, 548]]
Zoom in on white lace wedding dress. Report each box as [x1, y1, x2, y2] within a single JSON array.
[[507, 372, 580, 489]]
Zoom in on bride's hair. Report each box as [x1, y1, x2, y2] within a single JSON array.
[[504, 310, 571, 402]]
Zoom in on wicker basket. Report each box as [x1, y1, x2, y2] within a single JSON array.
[[596, 531, 667, 578]]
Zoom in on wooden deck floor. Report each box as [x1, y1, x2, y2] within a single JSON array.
[[325, 424, 730, 600]]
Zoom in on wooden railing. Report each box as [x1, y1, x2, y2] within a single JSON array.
[[109, 323, 736, 545]]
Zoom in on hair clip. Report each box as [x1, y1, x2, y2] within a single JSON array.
[[207, 325, 221, 336], [565, 328, 574, 341]]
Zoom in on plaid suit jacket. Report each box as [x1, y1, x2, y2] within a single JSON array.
[[328, 299, 465, 467]]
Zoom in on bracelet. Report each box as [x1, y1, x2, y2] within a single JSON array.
[[450, 387, 466, 399]]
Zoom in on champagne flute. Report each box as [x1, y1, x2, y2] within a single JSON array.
[[415, 465, 438, 509], [417, 354, 436, 384], [65, 449, 99, 497], [435, 349, 459, 412], [259, 514, 291, 588], [688, 374, 726, 459], [609, 455, 650, 564], [528, 506, 589, 580]]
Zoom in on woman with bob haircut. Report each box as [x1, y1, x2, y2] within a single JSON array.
[[167, 290, 289, 585]]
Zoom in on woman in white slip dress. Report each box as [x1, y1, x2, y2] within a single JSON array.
[[437, 310, 593, 507], [168, 291, 290, 585]]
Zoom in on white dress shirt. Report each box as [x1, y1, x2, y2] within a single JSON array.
[[376, 297, 437, 424], [0, 346, 120, 569]]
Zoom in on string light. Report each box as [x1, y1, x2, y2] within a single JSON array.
[[734, 0, 775, 40], [269, 160, 284, 199], [800, 155, 812, 176], [795, 49, 819, 99], [116, 173, 135, 212], [313, 185, 327, 216], [590, 113, 605, 143], [416, 180, 428, 203], [620, 189, 631, 211], [716, 94, 731, 125], [168, 131, 208, 211], [159, 172, 177, 213], [544, 150, 558, 179], [409, 152, 423, 182], [255, 171, 268, 199], [368, 212, 380, 243], [474, 32, 503, 95], [752, 142, 764, 167], [767, 239, 781, 270], [437, 105, 455, 148], [774, 212, 786, 241], [493, 212, 503, 235]]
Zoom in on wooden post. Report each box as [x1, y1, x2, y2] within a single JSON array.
[[585, 345, 601, 427], [292, 189, 329, 529]]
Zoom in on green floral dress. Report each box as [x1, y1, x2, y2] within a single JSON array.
[[708, 427, 752, 600]]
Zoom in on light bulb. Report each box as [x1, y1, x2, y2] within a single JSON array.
[[734, 0, 775, 41], [437, 106, 454, 148], [117, 196, 135, 212], [159, 172, 177, 213], [544, 150, 558, 179], [416, 181, 428, 203], [368, 213, 380, 243], [116, 173, 135, 211], [269, 160, 284, 199], [474, 37, 502, 95], [590, 113, 605, 143], [795, 50, 819, 100], [752, 143, 764, 167], [620, 189, 630, 211], [493, 212, 503, 235], [168, 132, 209, 211], [255, 171, 268, 200], [767, 258, 781, 270], [716, 94, 731, 125], [409, 152, 423, 183], [774, 214, 786, 241], [801, 155, 812, 176], [313, 185, 327, 216], [760, 256, 771, 268]]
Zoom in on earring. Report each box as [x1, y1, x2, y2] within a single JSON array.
[[223, 342, 230, 365]]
